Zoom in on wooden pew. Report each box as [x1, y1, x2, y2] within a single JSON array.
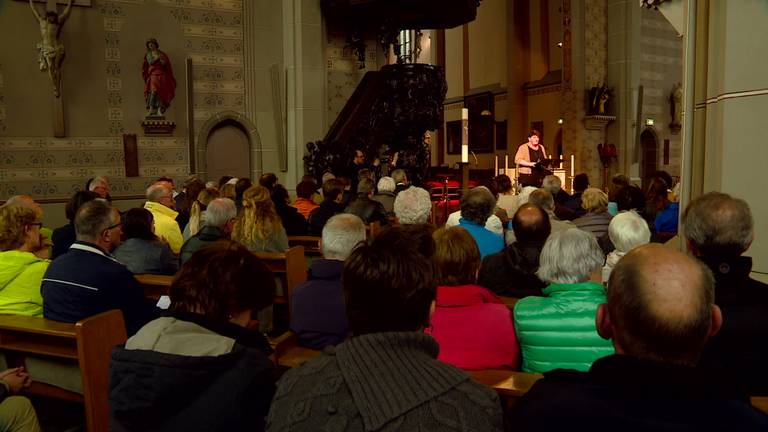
[[269, 331, 321, 369], [256, 246, 308, 319], [135, 273, 174, 301], [0, 310, 127, 432], [366, 221, 381, 239], [288, 236, 322, 258], [500, 296, 520, 310]]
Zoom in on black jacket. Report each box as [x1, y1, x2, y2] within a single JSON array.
[[51, 223, 76, 259], [478, 240, 547, 298], [110, 313, 275, 432], [344, 196, 388, 226], [698, 256, 768, 395], [510, 354, 768, 431], [275, 202, 308, 236], [308, 200, 345, 236]]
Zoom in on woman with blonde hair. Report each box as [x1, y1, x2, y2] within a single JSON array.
[[183, 188, 220, 241], [573, 187, 613, 239], [0, 205, 49, 316], [232, 186, 288, 253]]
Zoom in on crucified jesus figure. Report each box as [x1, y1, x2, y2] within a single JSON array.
[[29, 0, 73, 98]]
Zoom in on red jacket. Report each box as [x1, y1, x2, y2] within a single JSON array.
[[427, 284, 519, 370]]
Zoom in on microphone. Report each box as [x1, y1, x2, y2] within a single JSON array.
[[470, 151, 479, 167]]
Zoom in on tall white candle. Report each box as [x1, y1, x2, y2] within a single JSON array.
[[505, 154, 509, 174], [461, 108, 469, 163], [570, 154, 575, 177], [495, 155, 499, 174], [559, 154, 563, 169]]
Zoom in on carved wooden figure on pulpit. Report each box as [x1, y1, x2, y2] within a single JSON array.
[[29, 0, 73, 98]]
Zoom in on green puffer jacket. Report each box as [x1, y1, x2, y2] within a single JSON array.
[[0, 250, 48, 316], [514, 281, 614, 373]]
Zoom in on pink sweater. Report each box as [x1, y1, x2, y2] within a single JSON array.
[[427, 284, 519, 370]]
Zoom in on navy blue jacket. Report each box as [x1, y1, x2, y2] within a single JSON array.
[[41, 241, 160, 336], [289, 259, 348, 349]]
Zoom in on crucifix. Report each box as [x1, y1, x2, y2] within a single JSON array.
[[28, 0, 79, 137]]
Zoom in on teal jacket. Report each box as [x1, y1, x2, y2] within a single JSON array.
[[0, 250, 48, 316], [514, 281, 614, 373]]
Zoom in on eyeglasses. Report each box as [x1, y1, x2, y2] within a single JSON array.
[[105, 222, 122, 231], [28, 222, 43, 229]]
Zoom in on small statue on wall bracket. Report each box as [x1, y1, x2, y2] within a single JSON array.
[[29, 0, 73, 98], [141, 38, 176, 135], [669, 82, 682, 134], [587, 84, 613, 116]]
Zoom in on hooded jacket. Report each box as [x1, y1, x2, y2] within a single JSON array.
[[0, 250, 48, 316], [478, 240, 547, 298], [109, 313, 275, 432]]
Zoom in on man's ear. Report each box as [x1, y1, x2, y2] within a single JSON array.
[[709, 304, 723, 338], [596, 303, 613, 340]]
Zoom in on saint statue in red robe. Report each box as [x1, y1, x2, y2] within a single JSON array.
[[142, 38, 176, 117]]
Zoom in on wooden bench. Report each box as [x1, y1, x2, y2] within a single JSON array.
[[288, 236, 322, 258], [135, 274, 174, 301], [269, 331, 321, 369], [0, 310, 127, 432], [255, 246, 308, 320], [366, 221, 381, 239]]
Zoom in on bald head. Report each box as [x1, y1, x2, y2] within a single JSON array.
[[512, 203, 551, 243], [3, 195, 43, 218], [603, 244, 719, 366]]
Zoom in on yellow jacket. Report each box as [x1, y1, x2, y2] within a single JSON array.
[[144, 201, 183, 254]]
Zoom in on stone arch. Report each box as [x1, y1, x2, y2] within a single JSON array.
[[195, 111, 262, 181]]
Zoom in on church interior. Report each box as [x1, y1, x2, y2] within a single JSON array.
[[1, 0, 768, 429]]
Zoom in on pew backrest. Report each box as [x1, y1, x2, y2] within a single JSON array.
[[0, 310, 127, 432], [135, 274, 174, 300], [255, 246, 308, 318]]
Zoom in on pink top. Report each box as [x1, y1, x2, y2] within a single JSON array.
[[427, 284, 519, 370]]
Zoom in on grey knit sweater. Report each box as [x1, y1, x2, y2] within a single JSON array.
[[267, 332, 503, 431]]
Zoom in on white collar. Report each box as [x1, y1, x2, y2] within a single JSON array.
[[69, 242, 121, 264]]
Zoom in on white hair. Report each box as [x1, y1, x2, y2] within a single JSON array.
[[377, 176, 396, 193], [88, 176, 110, 191], [146, 183, 171, 202], [537, 228, 605, 284], [542, 175, 561, 195], [517, 186, 538, 206], [205, 198, 237, 228], [322, 172, 336, 184], [394, 187, 432, 224], [609, 211, 651, 253], [322, 213, 366, 260], [205, 180, 218, 189]]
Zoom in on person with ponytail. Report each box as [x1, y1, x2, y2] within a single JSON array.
[[182, 188, 220, 241]]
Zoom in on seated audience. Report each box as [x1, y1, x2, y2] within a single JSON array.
[[271, 184, 308, 236], [234, 177, 253, 213], [2, 196, 52, 246], [42, 200, 159, 335], [506, 189, 574, 244], [0, 367, 41, 432], [344, 178, 389, 226], [646, 176, 679, 236], [290, 214, 366, 349], [393, 186, 432, 225], [113, 208, 178, 275], [0, 205, 48, 316], [614, 183, 646, 213], [308, 179, 346, 236], [217, 175, 234, 190], [428, 227, 519, 370], [563, 173, 589, 218], [446, 202, 504, 236], [258, 172, 278, 191], [372, 176, 396, 215], [87, 175, 111, 200], [602, 211, 650, 283], [175, 177, 205, 233], [180, 198, 237, 265], [514, 228, 613, 373], [51, 190, 100, 259], [182, 187, 220, 241], [494, 174, 517, 217], [573, 188, 613, 239], [452, 187, 504, 259], [293, 180, 320, 220], [479, 204, 550, 298], [110, 241, 276, 431], [483, 179, 510, 229], [144, 182, 184, 254], [219, 182, 236, 200], [267, 227, 503, 431], [688, 192, 768, 395], [509, 244, 768, 430], [391, 168, 409, 194], [607, 173, 630, 215], [542, 175, 573, 221], [232, 186, 288, 253]]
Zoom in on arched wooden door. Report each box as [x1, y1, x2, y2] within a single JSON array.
[[205, 120, 251, 182]]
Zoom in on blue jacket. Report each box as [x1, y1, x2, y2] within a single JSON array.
[[41, 241, 160, 336], [655, 202, 680, 234], [458, 218, 505, 260], [290, 259, 348, 349]]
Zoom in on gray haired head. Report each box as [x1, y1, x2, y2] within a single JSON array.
[[322, 213, 366, 260], [205, 198, 237, 228], [394, 187, 432, 225], [537, 228, 605, 284]]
